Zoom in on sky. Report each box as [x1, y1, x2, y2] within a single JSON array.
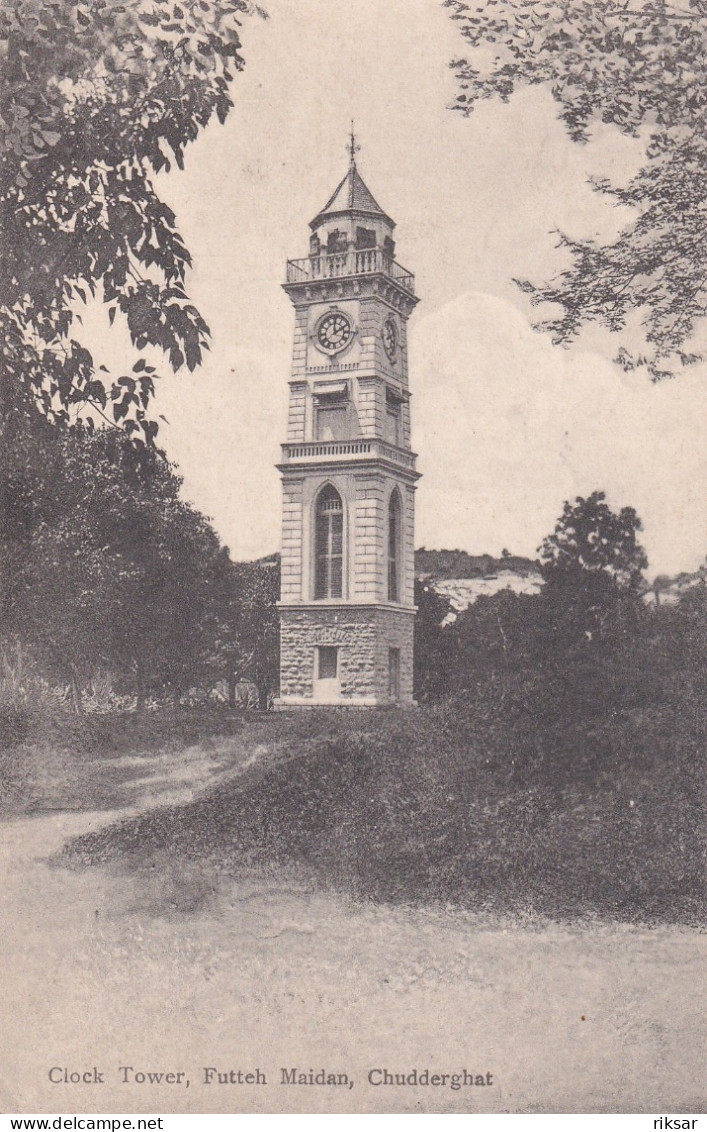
[[83, 0, 706, 576]]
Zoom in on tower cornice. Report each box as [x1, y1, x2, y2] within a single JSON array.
[[277, 439, 420, 483], [283, 274, 418, 317]]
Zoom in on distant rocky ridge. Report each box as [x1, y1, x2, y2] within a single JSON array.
[[414, 549, 543, 620], [414, 548, 539, 581], [414, 548, 706, 619]]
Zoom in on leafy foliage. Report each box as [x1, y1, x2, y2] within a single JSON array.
[[210, 556, 280, 709], [0, 403, 279, 710], [538, 489, 648, 589], [0, 0, 257, 441], [446, 0, 707, 378], [414, 493, 648, 702], [414, 577, 452, 700], [414, 491, 653, 723], [3, 406, 200, 695]]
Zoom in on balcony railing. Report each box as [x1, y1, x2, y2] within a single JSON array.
[[286, 249, 415, 295], [280, 439, 417, 470]]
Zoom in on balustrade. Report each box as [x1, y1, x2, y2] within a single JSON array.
[[286, 249, 415, 294], [281, 439, 416, 469]]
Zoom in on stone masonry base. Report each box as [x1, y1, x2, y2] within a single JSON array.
[[276, 604, 415, 707]]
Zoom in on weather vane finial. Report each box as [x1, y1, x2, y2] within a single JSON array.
[[348, 120, 360, 166]]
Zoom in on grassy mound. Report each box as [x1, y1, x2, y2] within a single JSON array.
[[62, 703, 705, 925]]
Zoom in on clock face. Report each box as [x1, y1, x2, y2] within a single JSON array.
[[316, 310, 353, 354], [382, 317, 398, 361]]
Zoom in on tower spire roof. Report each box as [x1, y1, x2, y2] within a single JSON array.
[[310, 130, 394, 229]]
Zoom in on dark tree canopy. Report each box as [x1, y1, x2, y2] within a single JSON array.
[[539, 489, 648, 590], [2, 406, 216, 697], [446, 0, 707, 379], [1, 0, 259, 442], [413, 577, 453, 700], [1, 402, 280, 710], [225, 558, 280, 708]]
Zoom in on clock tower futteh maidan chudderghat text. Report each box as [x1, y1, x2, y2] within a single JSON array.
[[273, 138, 420, 709]]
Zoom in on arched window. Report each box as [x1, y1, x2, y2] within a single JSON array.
[[314, 485, 343, 599], [388, 489, 402, 602]]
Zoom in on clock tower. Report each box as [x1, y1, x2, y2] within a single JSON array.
[[274, 140, 420, 708]]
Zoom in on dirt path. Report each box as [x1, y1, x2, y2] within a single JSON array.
[[1, 747, 704, 1115]]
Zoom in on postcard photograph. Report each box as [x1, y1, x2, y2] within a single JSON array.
[[1, 0, 705, 1117]]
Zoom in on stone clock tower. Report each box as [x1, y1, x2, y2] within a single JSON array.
[[274, 140, 420, 708]]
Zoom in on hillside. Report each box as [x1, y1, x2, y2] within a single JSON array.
[[415, 549, 706, 617], [415, 548, 544, 619], [414, 548, 539, 580]]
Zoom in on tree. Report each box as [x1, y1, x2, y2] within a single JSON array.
[[0, 402, 121, 707], [112, 491, 229, 709], [218, 557, 280, 709], [446, 0, 707, 379], [536, 490, 648, 673], [413, 578, 452, 700], [1, 406, 233, 710], [539, 490, 648, 590], [1, 0, 259, 442]]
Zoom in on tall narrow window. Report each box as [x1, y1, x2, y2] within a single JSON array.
[[315, 485, 344, 599], [388, 489, 402, 602], [385, 389, 402, 446]]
